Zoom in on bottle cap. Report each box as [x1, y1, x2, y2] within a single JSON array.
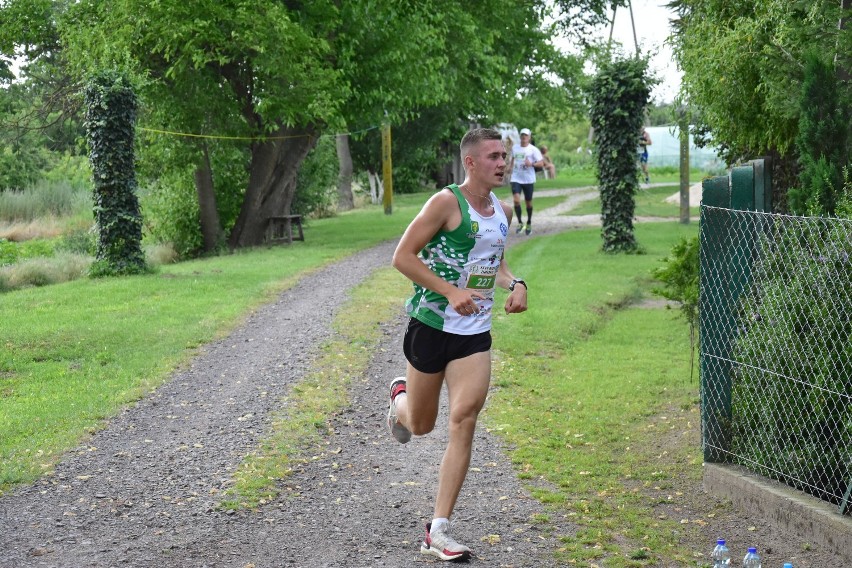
[[717, 539, 725, 545], [747, 547, 757, 553]]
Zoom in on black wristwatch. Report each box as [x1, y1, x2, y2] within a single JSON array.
[[509, 279, 527, 292]]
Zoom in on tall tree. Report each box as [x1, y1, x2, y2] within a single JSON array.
[[669, 0, 852, 207], [588, 56, 652, 253]]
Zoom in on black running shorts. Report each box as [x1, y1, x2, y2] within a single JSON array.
[[403, 317, 492, 374], [510, 182, 535, 202]]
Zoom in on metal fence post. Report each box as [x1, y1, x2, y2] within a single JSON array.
[[700, 175, 732, 462], [750, 157, 772, 212]]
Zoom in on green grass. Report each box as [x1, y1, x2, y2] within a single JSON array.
[[565, 184, 700, 218], [0, 197, 428, 491], [488, 222, 702, 566]]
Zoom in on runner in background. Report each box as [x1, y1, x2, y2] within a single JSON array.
[[509, 128, 543, 236], [638, 128, 652, 184]]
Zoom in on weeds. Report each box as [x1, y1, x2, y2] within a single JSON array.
[[0, 180, 91, 223], [0, 253, 91, 290]]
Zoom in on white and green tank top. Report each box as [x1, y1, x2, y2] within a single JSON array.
[[406, 184, 509, 335]]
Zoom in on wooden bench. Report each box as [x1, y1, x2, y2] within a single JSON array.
[[265, 215, 304, 244]]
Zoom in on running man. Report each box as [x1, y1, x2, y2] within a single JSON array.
[[387, 127, 528, 561], [638, 128, 652, 184], [509, 127, 544, 236]]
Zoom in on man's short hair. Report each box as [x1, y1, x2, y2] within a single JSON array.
[[460, 128, 503, 158]]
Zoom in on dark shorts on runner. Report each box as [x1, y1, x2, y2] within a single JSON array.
[[511, 182, 535, 202], [403, 317, 492, 374]]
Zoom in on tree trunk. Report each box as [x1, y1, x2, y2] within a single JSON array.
[[194, 142, 222, 252], [336, 133, 355, 211], [228, 123, 320, 248], [368, 169, 383, 204]]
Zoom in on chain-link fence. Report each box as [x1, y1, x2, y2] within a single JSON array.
[[700, 205, 852, 515]]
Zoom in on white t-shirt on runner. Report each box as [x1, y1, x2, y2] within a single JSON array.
[[510, 144, 543, 185]]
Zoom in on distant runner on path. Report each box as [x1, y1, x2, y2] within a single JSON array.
[[509, 127, 544, 236], [387, 127, 529, 561]]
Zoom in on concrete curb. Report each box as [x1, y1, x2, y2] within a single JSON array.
[[704, 463, 852, 562]]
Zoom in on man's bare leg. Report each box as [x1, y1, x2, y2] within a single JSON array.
[[433, 351, 491, 519], [393, 363, 443, 436]]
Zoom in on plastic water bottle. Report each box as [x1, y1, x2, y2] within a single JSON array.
[[711, 539, 731, 567], [742, 547, 761, 567]]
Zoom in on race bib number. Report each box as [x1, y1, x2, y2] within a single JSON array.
[[468, 274, 496, 290]]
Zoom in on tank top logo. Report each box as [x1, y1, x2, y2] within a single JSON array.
[[467, 220, 480, 240]]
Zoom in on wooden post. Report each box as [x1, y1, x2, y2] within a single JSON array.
[[679, 108, 690, 224], [381, 121, 393, 215], [699, 175, 732, 462]]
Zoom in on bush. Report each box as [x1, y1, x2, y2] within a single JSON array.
[[140, 173, 203, 258], [144, 242, 178, 267], [731, 218, 852, 506], [0, 238, 57, 267], [292, 135, 339, 219], [652, 235, 699, 328], [56, 227, 97, 256]]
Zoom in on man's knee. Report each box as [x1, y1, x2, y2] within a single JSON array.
[[448, 410, 480, 434], [408, 414, 438, 436]]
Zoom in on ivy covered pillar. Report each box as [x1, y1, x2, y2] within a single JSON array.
[[85, 70, 147, 276], [588, 56, 653, 253]]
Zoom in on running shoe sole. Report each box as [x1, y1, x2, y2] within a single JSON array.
[[420, 523, 472, 562], [419, 543, 472, 562], [387, 377, 411, 444]]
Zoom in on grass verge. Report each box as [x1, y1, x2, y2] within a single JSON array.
[[487, 222, 702, 566], [565, 184, 700, 218]]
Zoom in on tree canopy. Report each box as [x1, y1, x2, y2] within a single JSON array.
[[1, 0, 619, 251], [669, 0, 849, 160]]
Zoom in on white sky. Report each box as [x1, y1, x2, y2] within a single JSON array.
[[555, 0, 682, 103], [606, 0, 682, 103]]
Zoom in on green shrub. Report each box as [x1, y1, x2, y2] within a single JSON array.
[[292, 135, 338, 219], [56, 228, 97, 256], [652, 235, 699, 378], [731, 218, 852, 506], [652, 236, 699, 327], [0, 238, 57, 267], [140, 173, 203, 258]]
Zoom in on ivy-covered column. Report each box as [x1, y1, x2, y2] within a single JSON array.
[[588, 56, 652, 253], [85, 70, 147, 276]]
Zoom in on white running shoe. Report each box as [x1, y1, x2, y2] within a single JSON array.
[[386, 377, 411, 444], [420, 522, 472, 562]]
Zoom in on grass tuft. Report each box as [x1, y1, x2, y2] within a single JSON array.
[[0, 253, 92, 290]]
